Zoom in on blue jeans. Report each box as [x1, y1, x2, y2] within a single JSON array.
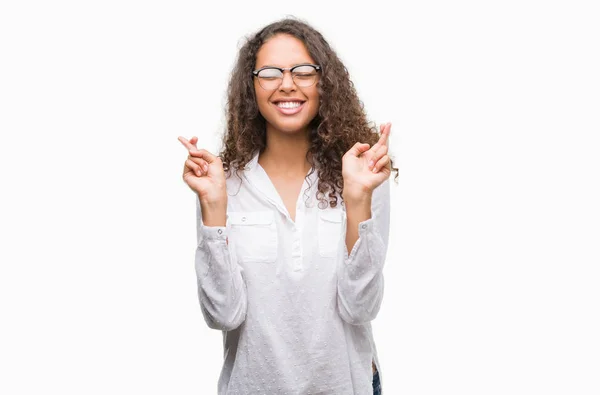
[[372, 369, 381, 395]]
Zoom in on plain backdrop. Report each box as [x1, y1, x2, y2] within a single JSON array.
[[1, 0, 599, 394]]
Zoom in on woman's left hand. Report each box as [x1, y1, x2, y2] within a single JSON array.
[[342, 123, 392, 197]]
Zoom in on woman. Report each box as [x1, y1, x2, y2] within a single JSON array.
[[179, 18, 396, 395]]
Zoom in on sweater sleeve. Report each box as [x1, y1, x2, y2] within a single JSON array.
[[194, 195, 247, 331], [336, 179, 391, 325]]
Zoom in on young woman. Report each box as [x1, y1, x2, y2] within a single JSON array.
[[178, 18, 397, 395]]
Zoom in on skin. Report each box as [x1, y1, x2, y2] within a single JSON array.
[[253, 34, 320, 222], [178, 33, 391, 374], [253, 34, 320, 137]]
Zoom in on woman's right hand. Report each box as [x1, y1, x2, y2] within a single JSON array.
[[178, 136, 227, 205]]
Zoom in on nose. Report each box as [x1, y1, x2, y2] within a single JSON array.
[[279, 71, 296, 91]]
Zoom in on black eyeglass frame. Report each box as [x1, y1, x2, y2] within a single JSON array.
[[252, 64, 322, 88]]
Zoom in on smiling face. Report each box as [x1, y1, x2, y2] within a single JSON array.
[[253, 34, 320, 136]]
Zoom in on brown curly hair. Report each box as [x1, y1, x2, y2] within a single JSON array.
[[219, 17, 398, 208]]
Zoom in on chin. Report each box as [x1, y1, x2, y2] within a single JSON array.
[[270, 120, 312, 134]]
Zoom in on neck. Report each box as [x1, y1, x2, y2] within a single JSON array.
[[259, 124, 312, 176]]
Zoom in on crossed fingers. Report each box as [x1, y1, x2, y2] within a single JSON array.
[[178, 136, 219, 177], [367, 123, 391, 173]]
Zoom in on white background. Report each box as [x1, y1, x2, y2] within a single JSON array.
[[1, 0, 599, 394]]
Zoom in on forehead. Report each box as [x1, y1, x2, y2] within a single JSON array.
[[255, 34, 315, 68]]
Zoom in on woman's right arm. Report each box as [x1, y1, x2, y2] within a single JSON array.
[[179, 136, 248, 331]]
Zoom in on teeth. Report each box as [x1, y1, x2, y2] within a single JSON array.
[[276, 102, 302, 109]]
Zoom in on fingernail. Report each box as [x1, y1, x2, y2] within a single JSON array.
[[368, 160, 374, 168], [372, 167, 378, 173], [203, 164, 208, 172]]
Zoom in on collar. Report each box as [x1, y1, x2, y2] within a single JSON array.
[[244, 150, 319, 218]]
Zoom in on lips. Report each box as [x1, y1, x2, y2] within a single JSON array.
[[272, 100, 306, 115]]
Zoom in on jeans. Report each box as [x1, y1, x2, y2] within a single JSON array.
[[372, 369, 381, 395]]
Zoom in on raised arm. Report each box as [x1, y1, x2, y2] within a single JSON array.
[[336, 123, 392, 325], [179, 136, 247, 331]]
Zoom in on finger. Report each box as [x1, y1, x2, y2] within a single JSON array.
[[378, 123, 391, 147], [183, 162, 201, 178], [185, 159, 204, 177], [368, 145, 388, 169], [189, 136, 199, 151], [369, 141, 380, 154], [188, 148, 218, 164], [178, 136, 198, 152], [188, 155, 209, 172], [369, 123, 389, 154], [347, 142, 370, 157], [372, 155, 390, 173]]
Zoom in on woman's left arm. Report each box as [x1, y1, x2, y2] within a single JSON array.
[[337, 123, 392, 325]]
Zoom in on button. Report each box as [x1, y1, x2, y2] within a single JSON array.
[[293, 257, 302, 271], [361, 224, 367, 229], [217, 229, 223, 234], [241, 216, 246, 222]]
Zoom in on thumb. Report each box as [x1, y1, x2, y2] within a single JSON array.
[[347, 142, 370, 157]]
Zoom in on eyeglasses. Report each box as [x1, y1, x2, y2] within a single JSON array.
[[252, 64, 321, 90]]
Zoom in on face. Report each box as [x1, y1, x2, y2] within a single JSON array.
[[253, 34, 320, 136]]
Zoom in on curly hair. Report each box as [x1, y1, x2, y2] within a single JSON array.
[[219, 17, 398, 208]]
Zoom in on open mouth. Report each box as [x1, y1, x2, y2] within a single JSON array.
[[272, 100, 306, 115]]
